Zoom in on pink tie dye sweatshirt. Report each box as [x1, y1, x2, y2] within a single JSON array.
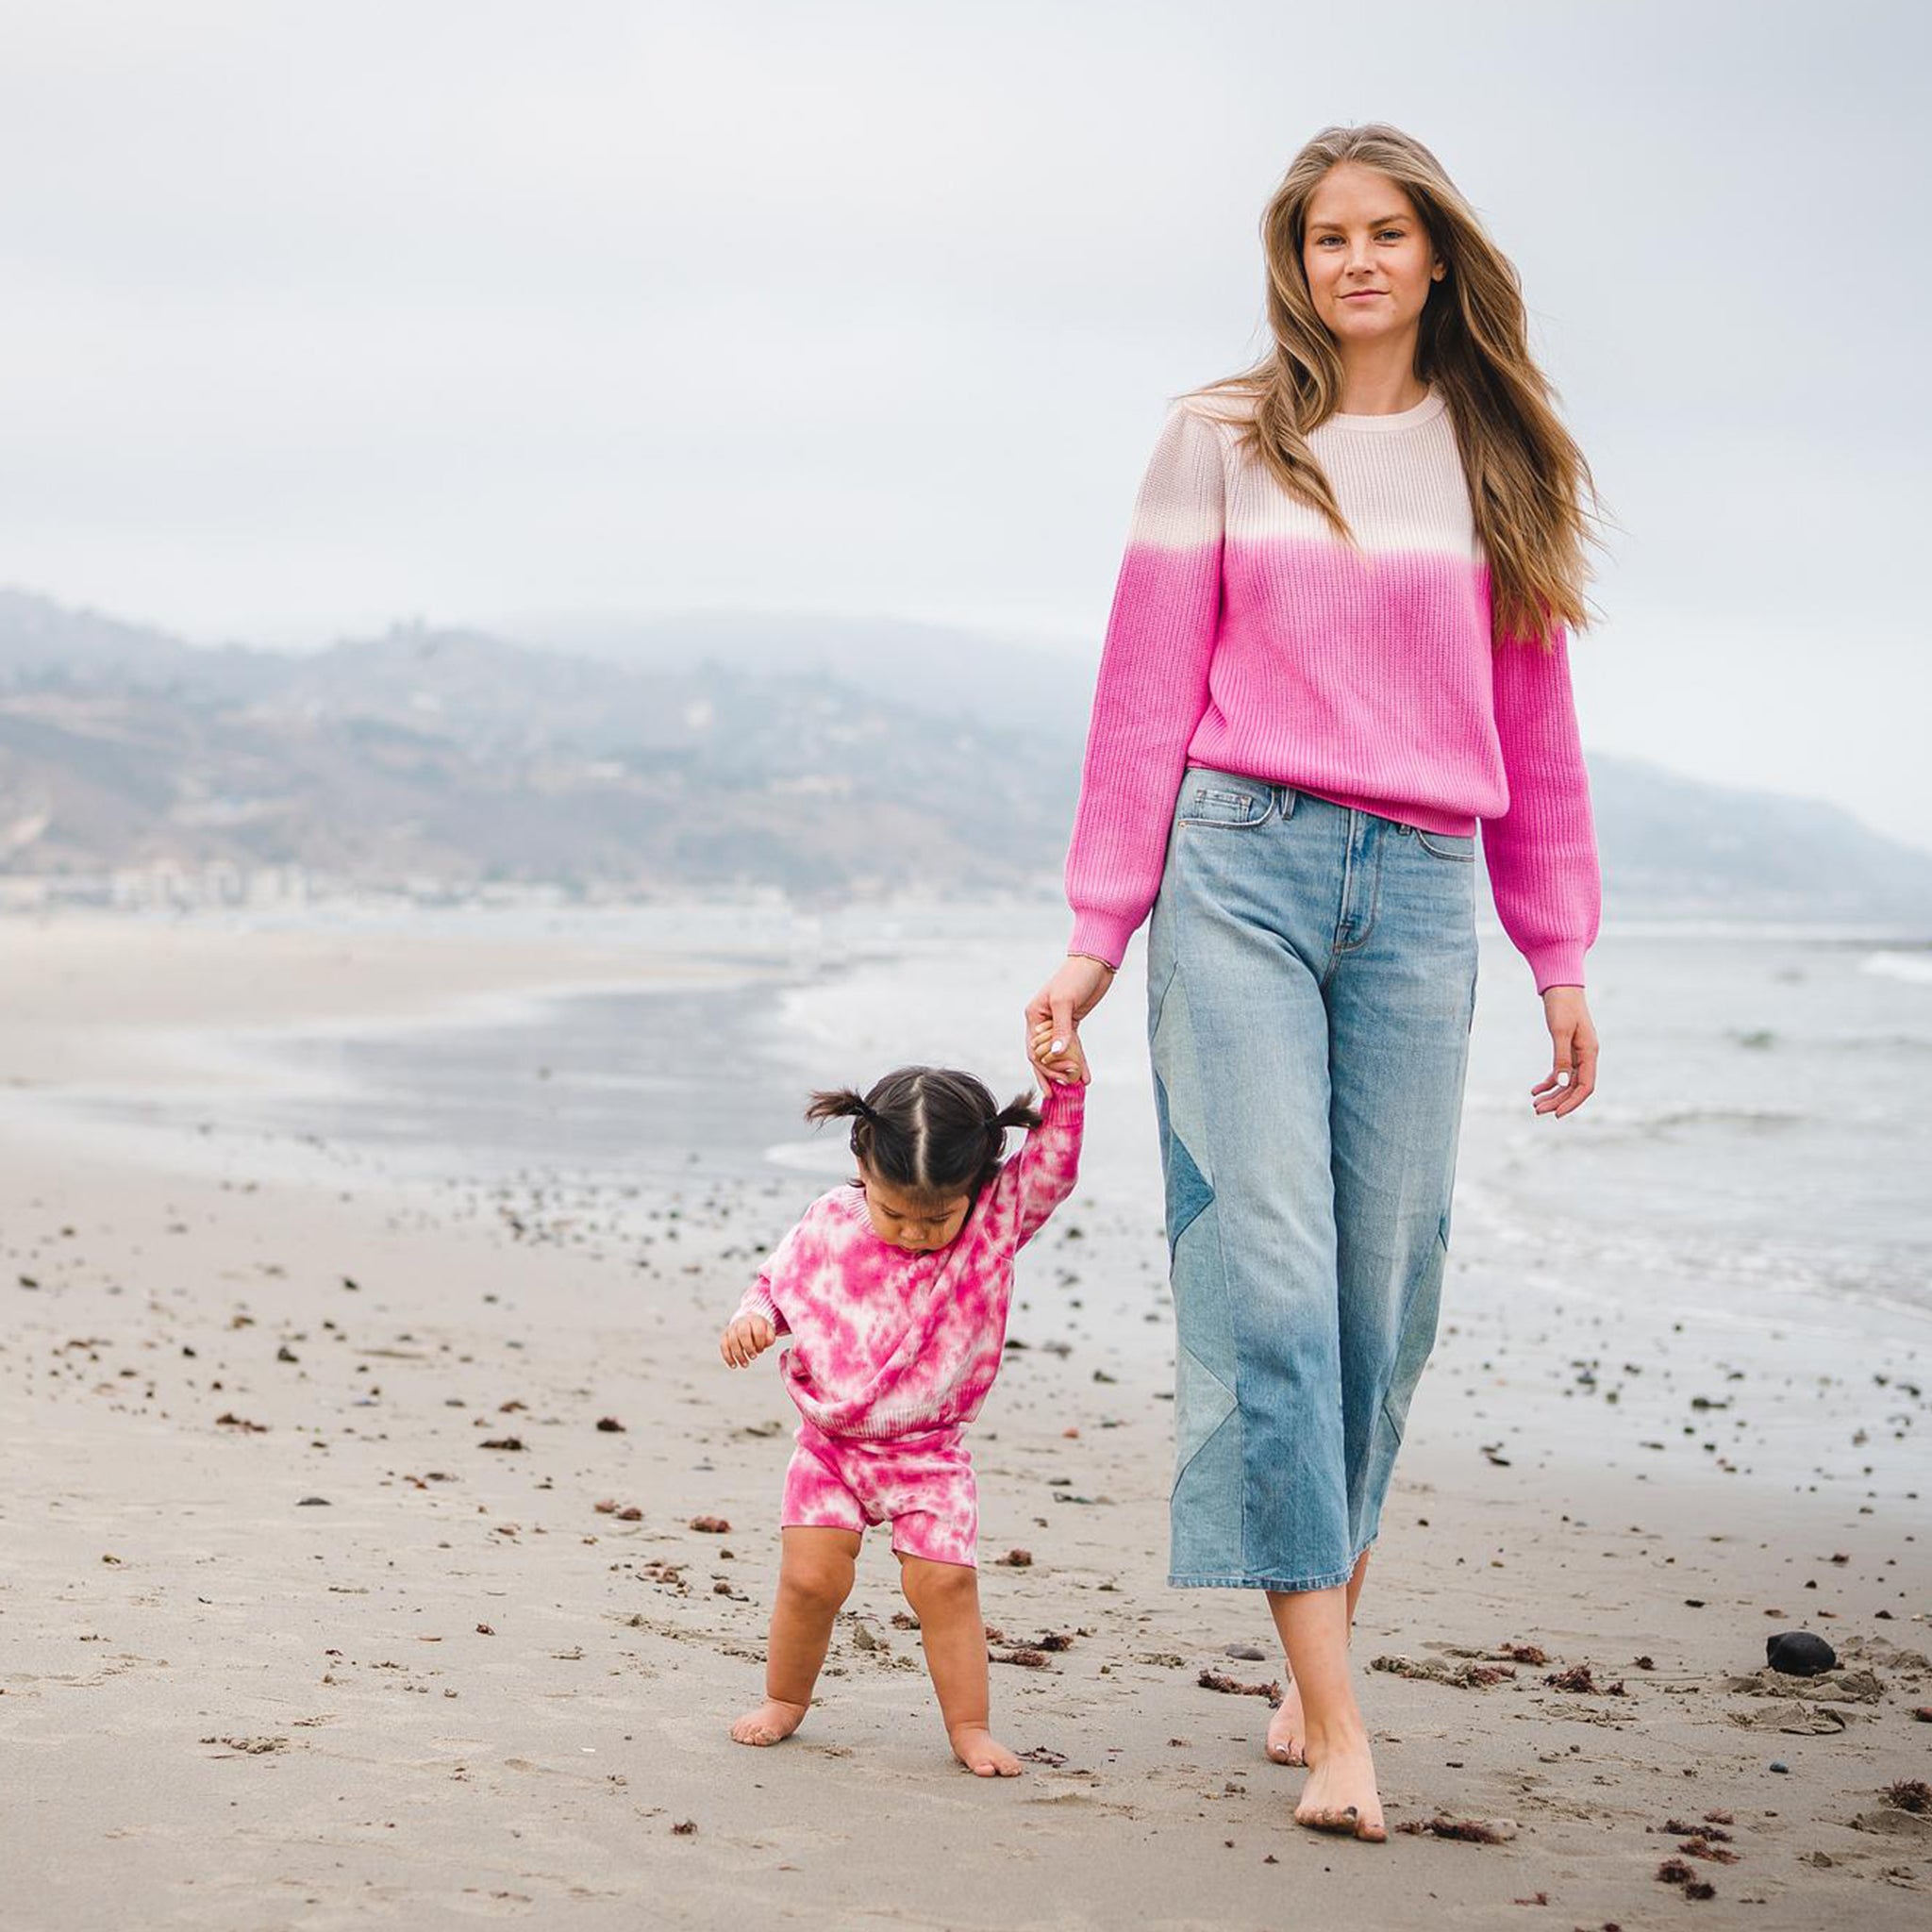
[[733, 1078, 1085, 1441], [1064, 387, 1600, 991]]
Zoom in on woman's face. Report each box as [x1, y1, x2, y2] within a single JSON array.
[[858, 1165, 972, 1252], [1300, 162, 1444, 352]]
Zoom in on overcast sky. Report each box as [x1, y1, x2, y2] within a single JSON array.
[[2, 1, 1927, 847]]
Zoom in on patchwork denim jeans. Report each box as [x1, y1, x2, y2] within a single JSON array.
[[1147, 770, 1478, 1592]]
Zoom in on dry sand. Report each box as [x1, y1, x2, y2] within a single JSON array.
[[1, 915, 1927, 1931]]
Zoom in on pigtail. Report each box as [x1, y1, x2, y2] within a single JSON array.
[[806, 1086, 881, 1183], [991, 1091, 1044, 1136], [804, 1087, 872, 1128]]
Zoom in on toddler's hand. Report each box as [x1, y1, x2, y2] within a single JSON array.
[[720, 1313, 775, 1368], [1030, 1019, 1090, 1085]]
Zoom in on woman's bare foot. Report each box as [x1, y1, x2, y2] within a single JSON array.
[[730, 1696, 809, 1747], [1265, 1676, 1306, 1766], [1294, 1728, 1386, 1842], [949, 1724, 1024, 1777]]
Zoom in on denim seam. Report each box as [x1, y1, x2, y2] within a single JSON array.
[[1332, 817, 1385, 958], [1376, 1221, 1449, 1456], [1177, 796, 1276, 830], [1169, 908, 1248, 1567], [1168, 1564, 1358, 1593], [1415, 830, 1475, 862], [1170, 1370, 1238, 1496], [1148, 941, 1179, 1042]]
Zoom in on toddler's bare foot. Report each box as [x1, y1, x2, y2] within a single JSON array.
[[1265, 1675, 1305, 1766], [730, 1697, 809, 1747], [1294, 1730, 1386, 1842], [949, 1724, 1023, 1778]]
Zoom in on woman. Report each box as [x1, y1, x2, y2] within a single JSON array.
[[1025, 124, 1602, 1843]]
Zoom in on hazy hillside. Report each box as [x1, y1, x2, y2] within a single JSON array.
[[0, 595, 1071, 895], [4, 589, 1930, 924]]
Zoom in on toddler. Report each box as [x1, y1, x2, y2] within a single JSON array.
[[719, 1026, 1087, 1775]]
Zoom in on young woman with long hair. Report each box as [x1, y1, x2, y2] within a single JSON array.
[[1026, 123, 1603, 1843]]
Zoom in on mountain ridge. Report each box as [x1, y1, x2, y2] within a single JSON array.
[[4, 588, 1928, 924]]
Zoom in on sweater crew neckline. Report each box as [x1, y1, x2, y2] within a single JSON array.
[[1326, 387, 1446, 433]]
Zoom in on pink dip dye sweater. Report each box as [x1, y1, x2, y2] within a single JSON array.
[[733, 1078, 1085, 1441], [1064, 387, 1600, 991]]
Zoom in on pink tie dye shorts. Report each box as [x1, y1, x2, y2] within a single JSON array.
[[780, 1417, 978, 1569]]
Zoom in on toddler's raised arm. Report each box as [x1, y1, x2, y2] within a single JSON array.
[[992, 1075, 1086, 1249]]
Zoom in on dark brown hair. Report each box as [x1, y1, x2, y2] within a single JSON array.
[[807, 1065, 1041, 1204]]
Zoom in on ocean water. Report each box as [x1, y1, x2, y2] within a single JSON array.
[[52, 902, 1932, 1353], [764, 912, 1932, 1336]]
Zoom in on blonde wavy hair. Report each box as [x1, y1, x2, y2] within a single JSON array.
[[1199, 123, 1600, 647]]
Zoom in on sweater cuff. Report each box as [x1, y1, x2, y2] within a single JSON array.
[[1036, 1069, 1090, 1111], [1066, 910, 1137, 974], [1525, 941, 1589, 994], [735, 1280, 782, 1328]]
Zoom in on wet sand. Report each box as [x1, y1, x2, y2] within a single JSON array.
[[2, 914, 1928, 1931]]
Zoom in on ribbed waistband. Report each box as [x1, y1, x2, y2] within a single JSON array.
[[796, 1413, 965, 1455]]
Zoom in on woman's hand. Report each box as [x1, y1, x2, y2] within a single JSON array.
[[1029, 1019, 1091, 1085], [1025, 955, 1114, 1084], [1532, 987, 1599, 1118], [719, 1312, 775, 1368]]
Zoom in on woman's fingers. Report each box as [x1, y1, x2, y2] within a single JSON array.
[[1050, 994, 1074, 1052], [1531, 1023, 1573, 1115], [1030, 1019, 1070, 1064], [1532, 1023, 1599, 1117], [1029, 1016, 1084, 1081], [1555, 1031, 1599, 1116]]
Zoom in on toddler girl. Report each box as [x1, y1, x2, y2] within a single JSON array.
[[718, 1031, 1086, 1776]]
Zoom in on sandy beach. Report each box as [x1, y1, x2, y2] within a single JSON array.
[[2, 912, 1928, 1932]]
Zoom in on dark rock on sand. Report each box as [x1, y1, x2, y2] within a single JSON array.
[[1766, 1630, 1837, 1676]]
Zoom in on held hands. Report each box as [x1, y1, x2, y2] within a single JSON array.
[[1029, 1019, 1091, 1085], [1533, 986, 1600, 1118], [719, 1312, 775, 1368], [1024, 954, 1113, 1087]]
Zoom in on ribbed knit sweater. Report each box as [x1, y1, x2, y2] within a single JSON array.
[[1063, 387, 1600, 991], [732, 1077, 1084, 1441]]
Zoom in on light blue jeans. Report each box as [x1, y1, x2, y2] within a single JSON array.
[[1146, 769, 1478, 1591]]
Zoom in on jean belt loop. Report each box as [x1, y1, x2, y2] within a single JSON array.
[[1277, 784, 1299, 821]]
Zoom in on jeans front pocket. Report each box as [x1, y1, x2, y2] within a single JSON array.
[[1415, 829, 1475, 862], [1176, 774, 1275, 829]]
